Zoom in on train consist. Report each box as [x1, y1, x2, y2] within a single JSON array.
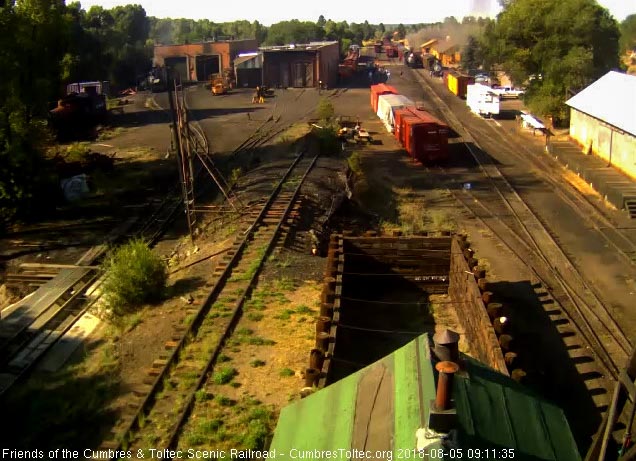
[[370, 84, 449, 164]]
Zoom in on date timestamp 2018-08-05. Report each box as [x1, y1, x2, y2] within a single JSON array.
[[397, 448, 515, 459]]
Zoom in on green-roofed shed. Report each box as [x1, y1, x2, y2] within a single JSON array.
[[270, 335, 581, 461]]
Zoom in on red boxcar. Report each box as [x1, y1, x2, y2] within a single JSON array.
[[370, 83, 398, 113], [393, 108, 416, 143], [400, 108, 449, 164]]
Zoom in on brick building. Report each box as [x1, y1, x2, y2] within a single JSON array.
[[153, 39, 257, 82]]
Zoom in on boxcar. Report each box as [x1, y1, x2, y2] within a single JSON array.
[[401, 108, 449, 164], [376, 94, 414, 133], [446, 71, 474, 99], [370, 84, 398, 113]]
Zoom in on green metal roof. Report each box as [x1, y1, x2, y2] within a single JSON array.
[[270, 335, 581, 461]]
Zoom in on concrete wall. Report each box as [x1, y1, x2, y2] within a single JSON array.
[[448, 237, 509, 375], [570, 108, 636, 179]]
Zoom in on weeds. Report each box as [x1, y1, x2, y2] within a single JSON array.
[[218, 354, 232, 363], [213, 367, 238, 385], [279, 368, 294, 377], [275, 277, 295, 291], [295, 305, 313, 315], [195, 389, 211, 402], [248, 337, 275, 346], [216, 395, 234, 406], [250, 359, 266, 368], [347, 151, 363, 175], [247, 312, 264, 321], [274, 309, 294, 320]]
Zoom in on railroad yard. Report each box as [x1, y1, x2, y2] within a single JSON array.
[[1, 57, 636, 459]]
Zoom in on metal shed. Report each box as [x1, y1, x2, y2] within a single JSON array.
[[270, 334, 581, 461], [566, 71, 636, 179]]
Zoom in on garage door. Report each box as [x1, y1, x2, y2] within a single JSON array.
[[165, 57, 187, 82], [291, 62, 313, 87], [196, 55, 220, 82]]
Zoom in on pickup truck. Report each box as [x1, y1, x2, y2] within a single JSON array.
[[492, 86, 525, 99]]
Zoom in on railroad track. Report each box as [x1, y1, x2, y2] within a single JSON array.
[[97, 151, 317, 458], [410, 69, 632, 384]]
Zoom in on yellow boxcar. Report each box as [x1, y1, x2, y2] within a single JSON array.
[[447, 72, 459, 96]]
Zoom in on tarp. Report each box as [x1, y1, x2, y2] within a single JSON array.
[[376, 94, 414, 133]]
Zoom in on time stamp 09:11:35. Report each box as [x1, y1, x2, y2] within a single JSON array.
[[397, 448, 516, 459]]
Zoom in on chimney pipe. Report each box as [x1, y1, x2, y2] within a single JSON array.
[[435, 361, 459, 410], [433, 329, 460, 363]]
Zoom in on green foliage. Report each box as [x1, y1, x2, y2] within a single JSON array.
[[482, 0, 620, 120], [620, 14, 636, 53], [279, 368, 295, 377], [317, 98, 335, 124], [265, 20, 325, 45], [212, 367, 238, 385], [101, 239, 167, 316], [250, 359, 266, 367], [347, 152, 363, 175], [461, 35, 483, 71]]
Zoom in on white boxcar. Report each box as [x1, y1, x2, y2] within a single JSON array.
[[377, 94, 414, 133], [466, 83, 500, 116]]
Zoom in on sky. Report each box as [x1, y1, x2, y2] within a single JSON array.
[[75, 0, 633, 24]]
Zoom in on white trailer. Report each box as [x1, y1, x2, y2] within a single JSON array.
[[466, 83, 500, 117], [377, 94, 414, 133]]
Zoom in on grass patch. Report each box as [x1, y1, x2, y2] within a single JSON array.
[[122, 312, 143, 332], [247, 312, 264, 322], [275, 277, 295, 291], [279, 368, 295, 377], [250, 359, 266, 368], [347, 151, 363, 175], [274, 309, 294, 320], [216, 395, 234, 406], [248, 337, 276, 346], [213, 367, 238, 385], [218, 354, 232, 363], [195, 389, 211, 402], [101, 239, 167, 317], [295, 305, 313, 315]]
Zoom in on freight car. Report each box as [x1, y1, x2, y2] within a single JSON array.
[[376, 94, 415, 133], [444, 71, 474, 99], [397, 107, 449, 164], [370, 83, 398, 113]]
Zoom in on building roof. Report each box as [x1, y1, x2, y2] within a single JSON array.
[[566, 71, 636, 136], [270, 334, 581, 460], [233, 54, 260, 66], [154, 38, 255, 47], [421, 39, 439, 48], [259, 41, 338, 52]]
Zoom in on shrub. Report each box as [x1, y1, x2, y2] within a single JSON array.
[[101, 239, 167, 316], [317, 98, 335, 124]]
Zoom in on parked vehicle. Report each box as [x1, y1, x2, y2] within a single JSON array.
[[466, 83, 500, 116], [492, 86, 525, 99], [49, 81, 108, 140]]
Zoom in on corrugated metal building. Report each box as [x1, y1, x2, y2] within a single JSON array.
[[153, 39, 257, 82], [260, 41, 339, 89], [566, 71, 636, 179], [270, 334, 581, 460]]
